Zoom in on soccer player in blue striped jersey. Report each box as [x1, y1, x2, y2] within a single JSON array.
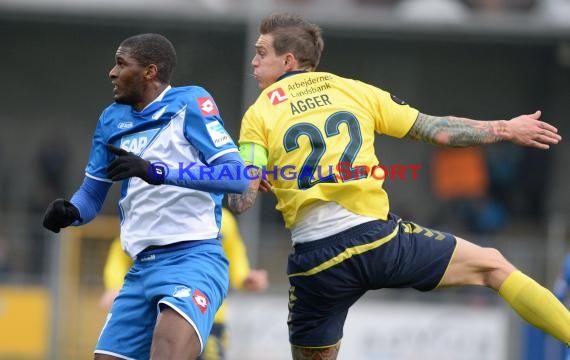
[[228, 12, 570, 360], [42, 33, 248, 360]]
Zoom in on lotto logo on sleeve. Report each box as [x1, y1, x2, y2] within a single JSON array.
[[197, 97, 219, 116], [193, 288, 209, 314], [267, 88, 288, 105]]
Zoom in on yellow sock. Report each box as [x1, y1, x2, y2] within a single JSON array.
[[499, 270, 570, 346]]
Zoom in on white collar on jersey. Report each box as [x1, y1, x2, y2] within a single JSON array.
[[141, 85, 172, 112]]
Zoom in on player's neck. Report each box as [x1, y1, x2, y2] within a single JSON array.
[[134, 83, 170, 112]]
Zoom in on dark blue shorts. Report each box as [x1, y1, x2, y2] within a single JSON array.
[[287, 213, 457, 347]]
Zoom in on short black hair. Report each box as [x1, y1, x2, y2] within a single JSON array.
[[120, 33, 177, 83]]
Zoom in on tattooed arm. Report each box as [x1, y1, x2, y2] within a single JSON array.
[[405, 111, 561, 149], [227, 167, 262, 214]]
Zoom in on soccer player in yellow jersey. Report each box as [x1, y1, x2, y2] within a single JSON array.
[[228, 12, 570, 360], [100, 208, 268, 360]]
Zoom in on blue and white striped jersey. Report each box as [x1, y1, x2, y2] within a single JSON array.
[[85, 86, 238, 257]]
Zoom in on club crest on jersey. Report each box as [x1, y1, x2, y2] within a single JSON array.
[[193, 288, 209, 314], [197, 97, 219, 117], [120, 128, 160, 154], [267, 88, 288, 105], [173, 286, 192, 298]]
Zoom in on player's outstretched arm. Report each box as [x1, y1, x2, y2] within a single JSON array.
[[406, 110, 561, 149], [106, 144, 248, 193], [227, 167, 262, 214]]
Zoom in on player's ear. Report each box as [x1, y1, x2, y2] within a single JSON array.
[[144, 64, 158, 81], [284, 53, 296, 70]]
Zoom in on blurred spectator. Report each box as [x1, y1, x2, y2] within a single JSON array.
[[483, 144, 549, 226], [485, 143, 549, 223], [430, 147, 507, 234], [432, 147, 489, 200], [486, 143, 521, 216], [517, 147, 552, 222]]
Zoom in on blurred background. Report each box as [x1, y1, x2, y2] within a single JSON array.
[[0, 0, 569, 359]]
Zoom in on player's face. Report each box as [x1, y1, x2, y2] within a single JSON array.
[[251, 34, 288, 90], [109, 47, 147, 108]]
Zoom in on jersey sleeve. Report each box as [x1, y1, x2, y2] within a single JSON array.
[[220, 208, 251, 290], [361, 82, 419, 138], [238, 105, 267, 148], [85, 110, 114, 182], [239, 142, 268, 167], [183, 88, 238, 164], [103, 237, 132, 290]]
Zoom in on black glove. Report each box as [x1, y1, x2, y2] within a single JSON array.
[[106, 144, 166, 185], [43, 199, 81, 233]]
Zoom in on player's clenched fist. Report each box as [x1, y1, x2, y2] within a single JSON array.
[[42, 198, 82, 233]]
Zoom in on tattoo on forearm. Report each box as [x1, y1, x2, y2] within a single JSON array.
[[406, 113, 504, 147], [227, 168, 260, 214], [291, 343, 341, 360]]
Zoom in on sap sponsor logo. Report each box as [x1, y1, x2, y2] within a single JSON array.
[[173, 286, 192, 298], [118, 121, 133, 129], [193, 288, 209, 314], [197, 97, 219, 117], [120, 128, 160, 154], [267, 87, 288, 105], [206, 121, 232, 147], [152, 105, 168, 120]]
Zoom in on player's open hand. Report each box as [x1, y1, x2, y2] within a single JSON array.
[[106, 144, 165, 185], [506, 111, 562, 149]]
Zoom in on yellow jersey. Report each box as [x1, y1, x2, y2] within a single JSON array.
[[102, 208, 250, 324], [239, 71, 419, 228]]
